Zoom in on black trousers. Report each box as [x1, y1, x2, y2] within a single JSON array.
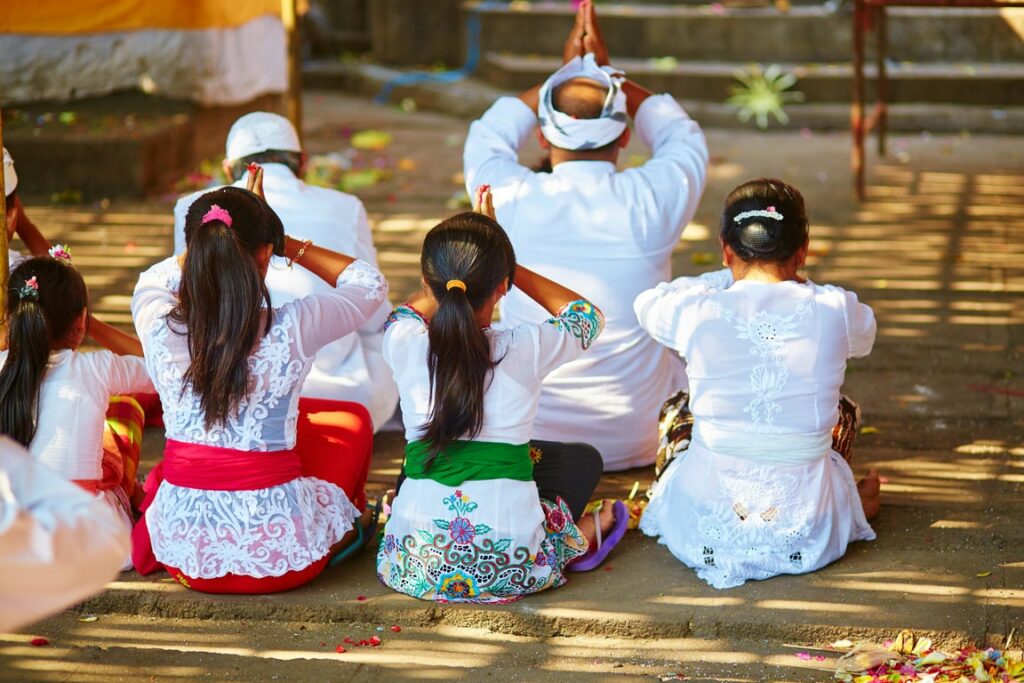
[[394, 440, 604, 522]]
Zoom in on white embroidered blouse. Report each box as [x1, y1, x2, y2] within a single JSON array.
[[634, 270, 878, 588], [130, 257, 388, 578]]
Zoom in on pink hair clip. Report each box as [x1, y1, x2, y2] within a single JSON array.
[[48, 244, 72, 262], [19, 276, 40, 300], [201, 204, 233, 228]]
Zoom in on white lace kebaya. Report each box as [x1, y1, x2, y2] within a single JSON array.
[[131, 257, 388, 579], [634, 269, 877, 589]]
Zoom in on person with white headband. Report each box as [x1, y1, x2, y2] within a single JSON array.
[[634, 178, 880, 589], [173, 113, 398, 432], [463, 2, 708, 471]]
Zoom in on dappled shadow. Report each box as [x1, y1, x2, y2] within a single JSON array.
[[7, 92, 1023, 678]]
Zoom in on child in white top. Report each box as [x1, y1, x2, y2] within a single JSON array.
[[378, 189, 627, 604], [0, 254, 154, 570], [635, 178, 880, 589]]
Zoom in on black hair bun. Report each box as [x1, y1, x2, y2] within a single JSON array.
[[738, 220, 780, 254]]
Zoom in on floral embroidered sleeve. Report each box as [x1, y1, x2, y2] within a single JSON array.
[[384, 304, 427, 332], [529, 298, 605, 379]]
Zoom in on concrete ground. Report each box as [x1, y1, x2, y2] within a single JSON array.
[[1, 91, 1022, 682]]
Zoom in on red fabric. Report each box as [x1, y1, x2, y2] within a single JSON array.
[[132, 442, 301, 575], [161, 557, 330, 595], [295, 398, 373, 512], [132, 399, 373, 594], [162, 439, 302, 490]]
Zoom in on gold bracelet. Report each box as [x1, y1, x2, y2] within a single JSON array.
[[287, 239, 313, 269]]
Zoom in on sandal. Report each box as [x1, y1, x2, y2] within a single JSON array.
[[569, 500, 628, 572], [328, 498, 382, 568]]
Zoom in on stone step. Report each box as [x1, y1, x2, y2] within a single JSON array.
[[304, 60, 1024, 132], [465, 2, 1024, 63], [482, 53, 1024, 106]]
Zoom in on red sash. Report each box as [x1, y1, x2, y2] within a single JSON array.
[[131, 439, 302, 575]]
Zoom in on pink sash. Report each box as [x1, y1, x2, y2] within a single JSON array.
[[131, 439, 302, 575]]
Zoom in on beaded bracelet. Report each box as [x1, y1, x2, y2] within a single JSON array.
[[286, 238, 313, 269]]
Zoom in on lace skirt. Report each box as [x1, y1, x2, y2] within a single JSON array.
[[377, 478, 588, 604], [640, 392, 875, 589], [148, 477, 359, 579]]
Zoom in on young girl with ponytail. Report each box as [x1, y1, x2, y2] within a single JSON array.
[[131, 173, 388, 594], [377, 187, 627, 604], [635, 178, 881, 590], [0, 254, 155, 570]]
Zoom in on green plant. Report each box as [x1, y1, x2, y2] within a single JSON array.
[[727, 64, 804, 129]]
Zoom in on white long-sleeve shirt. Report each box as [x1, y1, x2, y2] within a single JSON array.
[[0, 437, 127, 632], [130, 257, 387, 578], [173, 164, 397, 429], [464, 94, 708, 469], [0, 349, 153, 481]]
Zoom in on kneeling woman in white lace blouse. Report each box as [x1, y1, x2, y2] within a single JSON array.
[[635, 178, 881, 590], [130, 177, 388, 594]]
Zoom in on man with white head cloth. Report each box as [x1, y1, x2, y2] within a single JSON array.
[[463, 3, 708, 471], [173, 113, 398, 430]]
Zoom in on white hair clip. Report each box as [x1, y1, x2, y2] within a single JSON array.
[[733, 206, 784, 223]]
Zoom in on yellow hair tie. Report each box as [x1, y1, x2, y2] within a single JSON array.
[[446, 279, 467, 293]]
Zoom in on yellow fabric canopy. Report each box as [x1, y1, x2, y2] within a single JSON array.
[[1, 0, 286, 34]]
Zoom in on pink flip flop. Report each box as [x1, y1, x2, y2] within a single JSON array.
[[569, 500, 629, 572]]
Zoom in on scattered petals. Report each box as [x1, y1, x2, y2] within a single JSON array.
[[369, 636, 382, 647], [832, 639, 854, 648], [977, 571, 992, 577], [356, 595, 367, 601], [795, 651, 811, 660], [30, 638, 49, 647], [77, 615, 98, 623], [335, 645, 346, 653], [390, 626, 401, 633]]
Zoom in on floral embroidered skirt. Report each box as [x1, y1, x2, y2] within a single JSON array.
[[377, 478, 588, 604]]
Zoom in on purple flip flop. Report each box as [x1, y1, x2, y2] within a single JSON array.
[[569, 500, 629, 572]]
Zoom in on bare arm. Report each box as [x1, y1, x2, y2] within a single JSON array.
[[512, 266, 585, 317], [623, 80, 654, 118], [8, 197, 51, 257], [87, 314, 144, 357], [286, 235, 357, 286]]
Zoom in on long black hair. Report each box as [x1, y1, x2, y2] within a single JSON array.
[[169, 186, 285, 428], [721, 178, 809, 264], [421, 211, 517, 461], [0, 258, 89, 447]]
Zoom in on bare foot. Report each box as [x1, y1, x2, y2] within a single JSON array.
[[576, 500, 616, 549], [857, 468, 881, 521]]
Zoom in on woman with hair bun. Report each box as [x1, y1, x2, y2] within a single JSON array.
[[634, 178, 880, 589], [131, 170, 388, 594]]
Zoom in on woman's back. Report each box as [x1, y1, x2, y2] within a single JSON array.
[[682, 278, 874, 439], [133, 257, 386, 451]]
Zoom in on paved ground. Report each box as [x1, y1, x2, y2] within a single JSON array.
[[1, 91, 1022, 682]]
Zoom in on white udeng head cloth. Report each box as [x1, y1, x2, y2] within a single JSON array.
[[537, 53, 628, 151], [225, 112, 302, 161], [3, 147, 17, 197]]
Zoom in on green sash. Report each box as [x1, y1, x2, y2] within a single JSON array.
[[404, 440, 532, 486]]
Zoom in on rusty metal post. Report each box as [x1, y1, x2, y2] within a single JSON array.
[[876, 5, 888, 157], [852, 0, 867, 200], [282, 0, 303, 144]]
